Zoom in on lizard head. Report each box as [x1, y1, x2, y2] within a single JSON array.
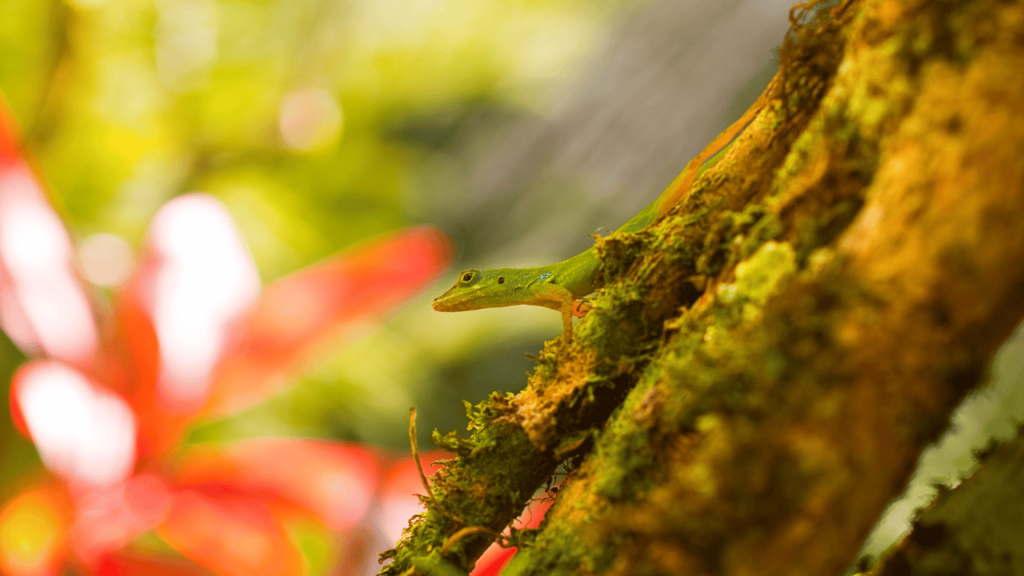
[[432, 268, 515, 311]]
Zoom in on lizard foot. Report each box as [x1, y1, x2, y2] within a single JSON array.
[[572, 299, 593, 318]]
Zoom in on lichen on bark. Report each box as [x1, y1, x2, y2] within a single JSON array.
[[379, 0, 1024, 574]]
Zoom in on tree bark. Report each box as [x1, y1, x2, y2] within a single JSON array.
[[380, 0, 1024, 573]]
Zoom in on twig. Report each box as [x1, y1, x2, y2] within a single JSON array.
[[441, 526, 507, 555], [409, 407, 441, 510]]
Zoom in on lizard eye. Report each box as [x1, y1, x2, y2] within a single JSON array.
[[459, 270, 480, 285]]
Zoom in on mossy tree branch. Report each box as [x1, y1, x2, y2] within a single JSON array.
[[380, 0, 1024, 573]]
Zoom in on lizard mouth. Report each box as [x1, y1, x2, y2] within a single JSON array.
[[431, 287, 481, 312], [431, 297, 464, 312], [431, 290, 459, 311]]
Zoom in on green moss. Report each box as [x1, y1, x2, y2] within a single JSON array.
[[432, 392, 515, 456], [411, 550, 469, 576], [381, 396, 557, 574], [690, 204, 782, 277], [591, 407, 654, 500], [729, 241, 798, 314]]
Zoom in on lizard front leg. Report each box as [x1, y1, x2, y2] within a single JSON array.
[[559, 295, 574, 342], [534, 283, 576, 342]]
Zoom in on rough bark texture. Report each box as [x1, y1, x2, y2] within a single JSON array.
[[380, 0, 1024, 574]]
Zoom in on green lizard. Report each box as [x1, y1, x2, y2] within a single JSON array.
[[432, 79, 776, 342]]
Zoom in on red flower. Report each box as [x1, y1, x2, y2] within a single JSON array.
[[0, 104, 462, 575]]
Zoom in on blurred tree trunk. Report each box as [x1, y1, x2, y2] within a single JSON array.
[[381, 0, 1024, 574], [452, 0, 789, 261]]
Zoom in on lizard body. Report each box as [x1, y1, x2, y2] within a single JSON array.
[[432, 79, 775, 341]]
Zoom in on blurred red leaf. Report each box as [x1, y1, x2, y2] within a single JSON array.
[[376, 451, 451, 545], [171, 438, 382, 530], [204, 225, 452, 416], [115, 284, 184, 458], [95, 549, 216, 576], [67, 473, 174, 564], [158, 489, 303, 576], [470, 499, 551, 576], [0, 98, 19, 166], [472, 546, 517, 576]]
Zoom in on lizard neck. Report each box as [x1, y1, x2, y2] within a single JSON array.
[[550, 247, 601, 299]]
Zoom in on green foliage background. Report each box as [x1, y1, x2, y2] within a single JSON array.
[[0, 0, 618, 482]]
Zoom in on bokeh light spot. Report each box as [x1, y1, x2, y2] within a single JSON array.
[[0, 488, 67, 576], [78, 233, 134, 287], [278, 88, 344, 151], [155, 0, 219, 90]]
